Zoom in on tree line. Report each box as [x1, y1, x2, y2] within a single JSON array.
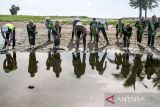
[[129, 0, 160, 18]]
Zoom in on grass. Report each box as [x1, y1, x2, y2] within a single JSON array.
[[0, 15, 137, 26]]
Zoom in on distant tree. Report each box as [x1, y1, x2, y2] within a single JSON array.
[[10, 5, 20, 15], [129, 0, 144, 18], [143, 0, 159, 18], [129, 0, 159, 18]]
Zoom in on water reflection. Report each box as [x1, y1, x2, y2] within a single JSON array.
[[3, 52, 17, 73], [46, 52, 62, 78], [1, 51, 160, 91], [72, 52, 86, 78], [28, 52, 38, 77], [108, 52, 160, 90]]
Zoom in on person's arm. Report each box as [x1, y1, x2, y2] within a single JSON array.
[[1, 28, 6, 39]]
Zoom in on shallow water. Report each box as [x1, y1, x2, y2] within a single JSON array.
[[0, 51, 160, 107]]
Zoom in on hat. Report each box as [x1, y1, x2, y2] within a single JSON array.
[[76, 22, 83, 26], [74, 17, 80, 21], [99, 18, 106, 24], [1, 26, 8, 32], [45, 17, 50, 20]]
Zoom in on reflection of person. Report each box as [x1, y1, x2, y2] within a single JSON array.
[[95, 52, 107, 75], [3, 52, 17, 73], [133, 54, 143, 79], [46, 52, 52, 70], [124, 54, 143, 90], [114, 53, 123, 70], [28, 52, 38, 77], [145, 54, 155, 80], [52, 52, 62, 78], [72, 52, 86, 78], [121, 53, 130, 78], [89, 52, 96, 70]]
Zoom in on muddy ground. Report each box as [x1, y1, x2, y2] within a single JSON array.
[[0, 22, 160, 55]]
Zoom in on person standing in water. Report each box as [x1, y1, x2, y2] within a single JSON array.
[[74, 22, 87, 51], [53, 20, 62, 49], [135, 17, 146, 43], [71, 17, 81, 41], [1, 23, 16, 49], [45, 17, 54, 42], [26, 20, 37, 49], [147, 15, 158, 47], [116, 19, 124, 41], [97, 19, 109, 46], [123, 24, 132, 49], [90, 18, 98, 42]]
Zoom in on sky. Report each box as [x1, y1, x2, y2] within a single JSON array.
[[0, 0, 160, 18]]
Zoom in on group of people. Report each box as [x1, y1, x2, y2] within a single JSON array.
[[1, 15, 160, 51], [116, 15, 160, 48], [2, 51, 107, 79]]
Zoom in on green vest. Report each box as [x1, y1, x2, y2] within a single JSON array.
[[91, 21, 97, 36], [5, 24, 16, 30]]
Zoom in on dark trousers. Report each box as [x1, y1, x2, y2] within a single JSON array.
[[48, 29, 52, 41], [137, 30, 142, 43], [28, 34, 35, 45], [148, 34, 155, 46], [116, 32, 122, 39], [90, 31, 97, 41], [123, 36, 130, 48], [54, 35, 60, 47], [97, 27, 109, 44], [76, 31, 86, 49], [5, 29, 15, 48]]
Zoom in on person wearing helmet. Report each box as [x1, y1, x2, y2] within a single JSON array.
[[26, 20, 37, 49], [116, 19, 124, 41], [45, 17, 54, 42], [71, 17, 81, 41], [90, 18, 98, 42], [74, 22, 86, 51], [1, 23, 16, 49]]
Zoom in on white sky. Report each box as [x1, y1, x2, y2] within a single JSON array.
[[0, 0, 160, 18]]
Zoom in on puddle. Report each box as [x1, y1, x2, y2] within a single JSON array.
[[0, 51, 160, 107]]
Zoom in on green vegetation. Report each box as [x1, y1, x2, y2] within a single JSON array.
[[0, 15, 137, 26]]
